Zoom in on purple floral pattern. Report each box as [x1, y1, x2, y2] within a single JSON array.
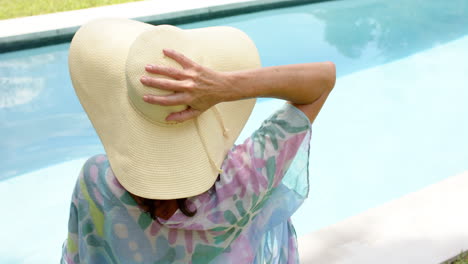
[[62, 103, 311, 263]]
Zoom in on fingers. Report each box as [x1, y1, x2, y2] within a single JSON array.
[[143, 93, 202, 122], [140, 76, 190, 92], [145, 64, 188, 80], [143, 93, 203, 122], [143, 92, 190, 106], [166, 108, 201, 122], [140, 49, 205, 123], [142, 49, 200, 91], [163, 49, 196, 69]]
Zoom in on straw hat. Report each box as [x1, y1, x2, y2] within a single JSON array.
[[69, 18, 260, 199]]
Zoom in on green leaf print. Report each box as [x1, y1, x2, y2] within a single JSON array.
[[120, 192, 137, 206], [87, 234, 104, 247], [235, 200, 247, 216], [253, 125, 285, 154], [237, 214, 250, 227], [232, 229, 243, 241], [252, 190, 273, 214], [266, 157, 276, 187], [138, 213, 152, 230], [223, 210, 238, 225], [264, 125, 284, 150], [86, 234, 119, 264], [251, 193, 259, 210], [82, 219, 94, 235], [191, 244, 225, 264], [275, 119, 309, 133], [214, 227, 236, 244]]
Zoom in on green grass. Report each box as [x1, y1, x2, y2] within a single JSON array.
[[0, 0, 144, 20], [453, 252, 468, 264], [444, 251, 468, 264]]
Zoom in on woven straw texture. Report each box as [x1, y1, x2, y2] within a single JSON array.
[[69, 18, 260, 199]]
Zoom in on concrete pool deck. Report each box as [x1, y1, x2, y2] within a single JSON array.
[[1, 0, 468, 263], [299, 170, 468, 264], [0, 0, 326, 52]]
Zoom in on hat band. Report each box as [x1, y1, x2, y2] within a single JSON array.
[[195, 105, 228, 174], [212, 105, 229, 137]]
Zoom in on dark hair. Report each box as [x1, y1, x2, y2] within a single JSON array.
[[131, 195, 197, 223], [130, 174, 221, 223]]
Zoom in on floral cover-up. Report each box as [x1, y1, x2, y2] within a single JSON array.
[[61, 103, 312, 264]]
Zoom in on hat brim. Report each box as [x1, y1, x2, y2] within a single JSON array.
[[69, 18, 260, 199]]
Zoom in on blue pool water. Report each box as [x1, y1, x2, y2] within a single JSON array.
[[1, 0, 468, 262]]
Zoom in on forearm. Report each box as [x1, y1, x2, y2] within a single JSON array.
[[226, 62, 336, 104], [141, 49, 336, 122]]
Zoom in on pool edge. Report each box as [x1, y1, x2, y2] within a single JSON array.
[[0, 0, 335, 53]]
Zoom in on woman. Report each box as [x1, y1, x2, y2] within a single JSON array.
[[62, 18, 335, 264]]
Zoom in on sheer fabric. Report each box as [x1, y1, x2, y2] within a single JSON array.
[[62, 103, 312, 264]]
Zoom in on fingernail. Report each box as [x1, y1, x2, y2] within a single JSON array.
[[145, 64, 154, 71], [141, 76, 147, 82], [143, 95, 148, 101]]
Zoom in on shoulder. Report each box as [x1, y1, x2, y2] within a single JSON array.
[[84, 154, 109, 166], [80, 154, 110, 181], [75, 154, 125, 208], [77, 154, 113, 195]]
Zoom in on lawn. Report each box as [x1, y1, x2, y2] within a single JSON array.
[[444, 251, 468, 264], [0, 0, 144, 20]]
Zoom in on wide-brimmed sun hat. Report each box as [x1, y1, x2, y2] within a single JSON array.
[[69, 18, 260, 199]]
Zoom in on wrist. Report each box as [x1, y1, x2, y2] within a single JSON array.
[[224, 70, 259, 101], [223, 71, 244, 101]]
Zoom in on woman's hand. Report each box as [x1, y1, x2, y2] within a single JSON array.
[[141, 49, 336, 124], [140, 49, 236, 122]]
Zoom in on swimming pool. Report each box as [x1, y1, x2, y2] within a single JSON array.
[[1, 0, 467, 262]]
